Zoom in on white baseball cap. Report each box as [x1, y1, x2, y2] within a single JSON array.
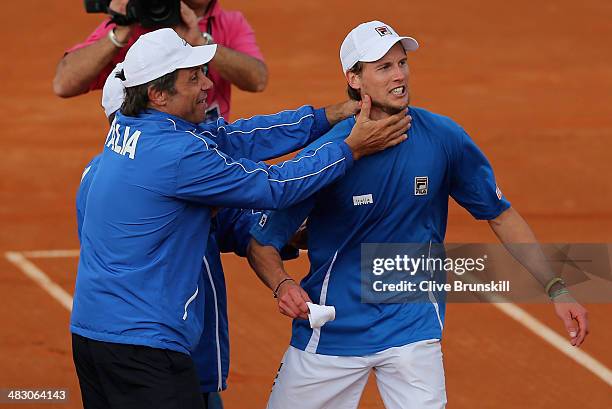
[[340, 20, 419, 73], [102, 63, 125, 118], [122, 28, 217, 87]]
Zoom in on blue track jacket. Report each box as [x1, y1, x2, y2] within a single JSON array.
[[72, 106, 353, 354], [78, 158, 295, 392]]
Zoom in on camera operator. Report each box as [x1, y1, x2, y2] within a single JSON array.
[[53, 0, 267, 122]]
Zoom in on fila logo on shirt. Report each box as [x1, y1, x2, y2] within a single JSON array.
[[375, 26, 392, 37], [414, 176, 428, 196]]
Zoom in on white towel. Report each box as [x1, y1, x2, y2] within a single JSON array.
[[306, 302, 336, 329]]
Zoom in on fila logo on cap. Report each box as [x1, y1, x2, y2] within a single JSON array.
[[375, 26, 392, 37], [414, 176, 428, 195]]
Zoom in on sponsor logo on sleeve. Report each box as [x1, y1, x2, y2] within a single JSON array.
[[353, 194, 374, 206], [258, 213, 268, 228], [496, 185, 503, 200]]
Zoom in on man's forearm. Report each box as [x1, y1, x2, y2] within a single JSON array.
[[53, 27, 131, 97], [247, 237, 311, 319], [208, 45, 268, 92], [490, 208, 589, 345], [246, 238, 291, 291], [488, 207, 558, 289]]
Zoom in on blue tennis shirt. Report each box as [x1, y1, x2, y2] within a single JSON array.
[[251, 107, 511, 356]]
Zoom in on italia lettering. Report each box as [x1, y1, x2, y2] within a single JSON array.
[[105, 124, 141, 160]]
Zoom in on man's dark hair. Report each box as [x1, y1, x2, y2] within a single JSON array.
[[120, 70, 179, 117], [346, 62, 363, 101]]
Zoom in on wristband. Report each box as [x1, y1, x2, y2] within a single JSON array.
[[108, 28, 128, 48], [550, 288, 570, 300], [273, 278, 295, 298], [544, 277, 565, 297]]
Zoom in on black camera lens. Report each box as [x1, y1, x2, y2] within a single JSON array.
[[84, 0, 111, 13], [148, 0, 172, 22]]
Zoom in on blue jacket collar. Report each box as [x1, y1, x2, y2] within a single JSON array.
[[137, 109, 200, 132]]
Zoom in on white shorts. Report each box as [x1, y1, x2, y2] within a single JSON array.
[[266, 339, 446, 409]]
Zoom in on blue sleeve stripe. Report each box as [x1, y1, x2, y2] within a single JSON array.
[[270, 141, 335, 169], [186, 131, 211, 149], [234, 105, 310, 122], [268, 157, 346, 183], [198, 114, 314, 138], [212, 148, 270, 175]]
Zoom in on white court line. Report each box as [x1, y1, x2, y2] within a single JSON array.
[[463, 274, 612, 387], [4, 251, 73, 312], [22, 249, 80, 258], [3, 249, 611, 386], [493, 302, 612, 386]]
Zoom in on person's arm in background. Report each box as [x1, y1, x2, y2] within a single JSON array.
[[175, 2, 267, 92], [207, 45, 266, 92], [55, 0, 270, 97], [488, 208, 589, 346], [53, 0, 133, 97]]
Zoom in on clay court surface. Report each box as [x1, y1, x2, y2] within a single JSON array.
[[1, 0, 611, 407]]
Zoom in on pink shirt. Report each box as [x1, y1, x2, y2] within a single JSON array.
[[67, 1, 264, 121]]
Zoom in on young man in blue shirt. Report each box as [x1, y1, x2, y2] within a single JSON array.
[[247, 21, 589, 409], [72, 27, 410, 409]]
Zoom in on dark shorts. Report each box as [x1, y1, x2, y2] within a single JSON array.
[[203, 392, 224, 409], [72, 333, 204, 409]]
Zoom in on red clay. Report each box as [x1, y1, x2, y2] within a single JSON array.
[[1, 1, 610, 408]]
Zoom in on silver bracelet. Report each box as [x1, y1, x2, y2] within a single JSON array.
[[201, 32, 214, 45], [108, 28, 128, 48]]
